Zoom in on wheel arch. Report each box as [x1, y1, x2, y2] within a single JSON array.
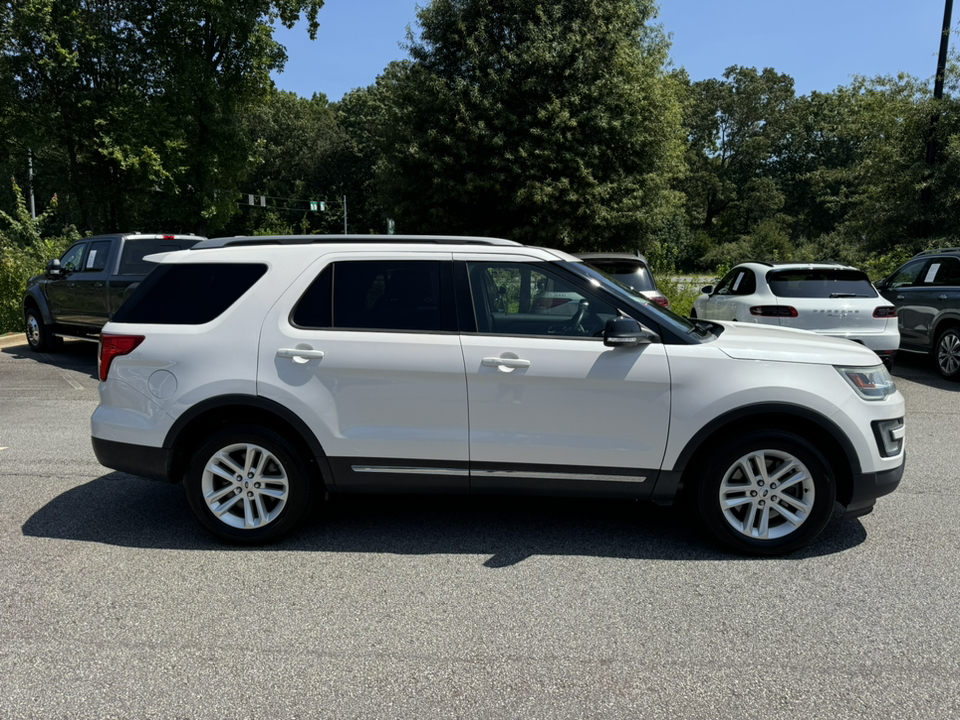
[[164, 395, 333, 490], [23, 290, 54, 325], [665, 403, 860, 507], [932, 315, 960, 346]]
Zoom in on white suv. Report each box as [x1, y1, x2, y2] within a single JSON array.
[[91, 236, 906, 555], [692, 262, 899, 367]]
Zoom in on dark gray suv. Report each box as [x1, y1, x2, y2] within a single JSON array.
[[876, 249, 960, 379]]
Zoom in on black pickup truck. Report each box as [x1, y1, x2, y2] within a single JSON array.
[[22, 233, 202, 351]]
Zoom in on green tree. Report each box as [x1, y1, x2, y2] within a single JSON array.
[[683, 66, 796, 243], [0, 0, 325, 234], [236, 88, 351, 234], [375, 0, 687, 250]]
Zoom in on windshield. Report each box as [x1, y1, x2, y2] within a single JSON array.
[[563, 261, 699, 336]]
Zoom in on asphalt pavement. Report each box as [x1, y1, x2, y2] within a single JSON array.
[[0, 334, 958, 719]]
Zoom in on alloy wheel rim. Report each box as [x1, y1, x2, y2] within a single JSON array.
[[938, 333, 960, 376], [718, 448, 815, 540], [201, 442, 289, 529]]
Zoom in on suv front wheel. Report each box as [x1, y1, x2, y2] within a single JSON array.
[[184, 426, 315, 544], [691, 430, 836, 555]]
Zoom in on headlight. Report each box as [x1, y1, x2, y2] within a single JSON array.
[[835, 365, 897, 401]]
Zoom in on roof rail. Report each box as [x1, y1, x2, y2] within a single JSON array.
[[913, 247, 960, 257], [191, 234, 522, 250]]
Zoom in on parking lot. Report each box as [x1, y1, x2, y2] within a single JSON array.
[[0, 334, 958, 719]]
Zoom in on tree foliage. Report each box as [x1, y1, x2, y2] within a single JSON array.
[[0, 0, 324, 234], [375, 0, 687, 249]]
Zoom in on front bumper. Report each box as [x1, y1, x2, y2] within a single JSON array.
[[844, 452, 905, 518]]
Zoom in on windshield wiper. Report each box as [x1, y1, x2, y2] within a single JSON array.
[[688, 319, 714, 336]]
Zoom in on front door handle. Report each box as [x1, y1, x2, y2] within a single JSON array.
[[277, 346, 325, 363], [482, 356, 531, 371], [938, 294, 949, 301]]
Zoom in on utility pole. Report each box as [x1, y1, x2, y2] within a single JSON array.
[[343, 195, 348, 234], [27, 150, 36, 219], [925, 0, 953, 164], [921, 0, 953, 237]]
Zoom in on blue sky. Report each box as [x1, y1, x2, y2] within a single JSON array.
[[271, 0, 952, 101]]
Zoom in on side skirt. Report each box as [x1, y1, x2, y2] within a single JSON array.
[[328, 457, 658, 499]]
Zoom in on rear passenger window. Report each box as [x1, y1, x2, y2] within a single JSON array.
[[920, 257, 960, 286], [112, 264, 267, 324], [292, 260, 456, 332], [83, 241, 112, 272]]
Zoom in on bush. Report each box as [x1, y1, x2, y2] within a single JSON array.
[[0, 181, 77, 334]]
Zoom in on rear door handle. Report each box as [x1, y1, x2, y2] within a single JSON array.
[[938, 294, 949, 301], [277, 346, 325, 363], [482, 356, 531, 370]]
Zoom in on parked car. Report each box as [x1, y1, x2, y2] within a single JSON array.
[[22, 232, 202, 351], [692, 262, 899, 367], [575, 252, 670, 308], [91, 236, 905, 556], [875, 248, 960, 379]]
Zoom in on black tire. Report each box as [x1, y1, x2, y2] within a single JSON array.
[[184, 425, 316, 544], [24, 307, 61, 352], [690, 430, 836, 556], [935, 327, 960, 380]]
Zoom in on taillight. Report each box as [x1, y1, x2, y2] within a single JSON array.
[[652, 296, 670, 308], [750, 305, 798, 317], [874, 306, 897, 318], [99, 334, 144, 381]]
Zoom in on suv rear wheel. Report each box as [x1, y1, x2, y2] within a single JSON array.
[[691, 430, 836, 555], [184, 426, 315, 544], [935, 327, 960, 380]]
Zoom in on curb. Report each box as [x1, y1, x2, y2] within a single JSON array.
[[0, 333, 28, 349]]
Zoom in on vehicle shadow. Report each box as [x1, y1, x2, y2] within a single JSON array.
[[21, 472, 868, 564], [1, 339, 99, 378], [891, 351, 960, 392]]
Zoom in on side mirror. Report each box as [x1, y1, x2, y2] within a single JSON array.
[[874, 277, 889, 291], [603, 316, 658, 348], [46, 258, 63, 278], [700, 285, 714, 295]]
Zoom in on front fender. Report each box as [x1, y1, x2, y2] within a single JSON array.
[[22, 285, 54, 325]]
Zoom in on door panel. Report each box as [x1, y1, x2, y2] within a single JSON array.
[[257, 255, 470, 491], [459, 259, 671, 493], [460, 335, 670, 489]]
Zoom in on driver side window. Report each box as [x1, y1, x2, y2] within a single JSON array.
[[467, 262, 617, 338], [60, 244, 86, 273]]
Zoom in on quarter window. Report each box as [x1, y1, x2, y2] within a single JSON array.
[[111, 264, 268, 324]]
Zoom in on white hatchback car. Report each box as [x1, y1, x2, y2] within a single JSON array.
[[91, 236, 905, 555], [692, 262, 899, 367]]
